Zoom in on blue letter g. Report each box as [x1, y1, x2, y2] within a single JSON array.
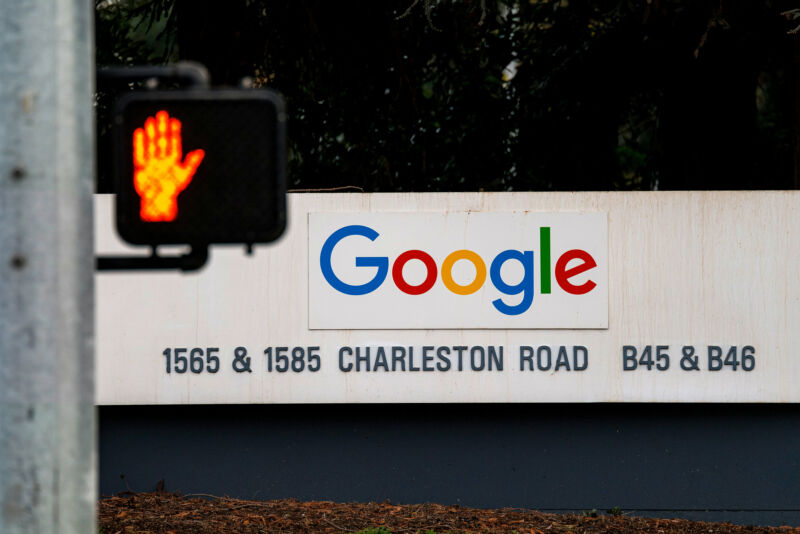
[[320, 225, 389, 295]]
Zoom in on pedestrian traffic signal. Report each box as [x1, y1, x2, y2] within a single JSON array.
[[113, 89, 286, 247]]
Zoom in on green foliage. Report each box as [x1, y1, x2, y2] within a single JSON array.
[[606, 506, 624, 516], [96, 0, 799, 192], [95, 0, 176, 66]]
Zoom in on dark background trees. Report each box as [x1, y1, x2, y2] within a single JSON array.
[[95, 0, 800, 192]]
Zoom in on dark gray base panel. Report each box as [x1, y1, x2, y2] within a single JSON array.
[[98, 404, 800, 527]]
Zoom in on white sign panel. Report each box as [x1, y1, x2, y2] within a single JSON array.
[[95, 192, 800, 404], [308, 212, 607, 329]]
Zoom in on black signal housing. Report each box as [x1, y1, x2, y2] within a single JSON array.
[[113, 89, 286, 247]]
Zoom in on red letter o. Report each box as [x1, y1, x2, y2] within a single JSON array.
[[392, 250, 438, 295]]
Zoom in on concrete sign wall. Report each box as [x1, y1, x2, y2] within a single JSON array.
[[95, 191, 800, 404]]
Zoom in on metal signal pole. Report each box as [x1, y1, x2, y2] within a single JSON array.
[[0, 0, 95, 532]]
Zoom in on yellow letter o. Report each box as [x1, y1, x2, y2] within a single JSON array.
[[441, 250, 486, 295]]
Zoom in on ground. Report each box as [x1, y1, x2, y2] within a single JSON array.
[[98, 492, 800, 533]]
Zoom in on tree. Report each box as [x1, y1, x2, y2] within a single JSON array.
[[95, 0, 800, 192]]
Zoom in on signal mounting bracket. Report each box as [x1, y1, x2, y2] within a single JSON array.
[[96, 245, 208, 272]]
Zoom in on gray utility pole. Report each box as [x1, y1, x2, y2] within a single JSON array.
[[0, 0, 95, 532]]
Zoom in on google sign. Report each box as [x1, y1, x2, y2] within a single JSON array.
[[309, 212, 607, 329]]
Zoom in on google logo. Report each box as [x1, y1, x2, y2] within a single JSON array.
[[319, 224, 598, 316]]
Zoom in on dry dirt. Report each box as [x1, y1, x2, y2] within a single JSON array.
[[98, 492, 800, 534]]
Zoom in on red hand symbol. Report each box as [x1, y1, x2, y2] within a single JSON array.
[[133, 110, 205, 222]]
